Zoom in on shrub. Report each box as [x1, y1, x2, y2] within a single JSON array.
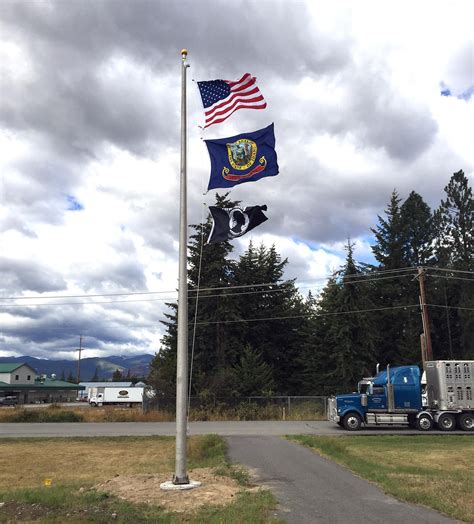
[[5, 409, 84, 423]]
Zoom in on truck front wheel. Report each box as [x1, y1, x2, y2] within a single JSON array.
[[457, 413, 474, 431], [342, 413, 362, 431], [437, 413, 456, 431], [90, 402, 97, 407], [416, 413, 433, 431]]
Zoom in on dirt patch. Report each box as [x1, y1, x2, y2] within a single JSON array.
[[95, 467, 257, 512]]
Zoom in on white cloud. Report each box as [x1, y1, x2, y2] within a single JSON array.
[[1, 0, 472, 359]]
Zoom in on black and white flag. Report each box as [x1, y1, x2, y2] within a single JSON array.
[[207, 205, 268, 244]]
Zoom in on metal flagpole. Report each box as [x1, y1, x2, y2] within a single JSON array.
[[161, 48, 200, 493], [174, 48, 190, 485]]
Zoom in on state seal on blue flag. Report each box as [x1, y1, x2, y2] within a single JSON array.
[[205, 123, 279, 190]]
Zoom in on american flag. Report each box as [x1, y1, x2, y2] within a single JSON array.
[[197, 73, 267, 129]]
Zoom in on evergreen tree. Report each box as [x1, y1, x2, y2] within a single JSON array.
[[91, 366, 100, 382], [149, 193, 241, 396], [397, 191, 435, 363], [60, 370, 65, 381], [233, 344, 275, 396], [369, 191, 434, 365], [432, 170, 474, 359], [371, 191, 406, 269], [187, 194, 241, 383], [400, 191, 434, 267], [149, 197, 310, 396], [300, 282, 339, 394], [66, 371, 76, 383], [233, 243, 309, 394], [370, 192, 409, 364], [324, 241, 377, 391], [112, 369, 123, 381], [434, 170, 473, 270]]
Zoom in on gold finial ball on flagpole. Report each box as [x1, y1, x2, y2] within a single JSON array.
[[181, 49, 188, 57]]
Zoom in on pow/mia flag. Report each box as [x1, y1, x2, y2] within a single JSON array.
[[207, 205, 268, 244]]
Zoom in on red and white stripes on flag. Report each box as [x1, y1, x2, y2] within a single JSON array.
[[197, 73, 267, 129]]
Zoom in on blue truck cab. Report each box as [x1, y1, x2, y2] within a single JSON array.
[[327, 365, 431, 430]]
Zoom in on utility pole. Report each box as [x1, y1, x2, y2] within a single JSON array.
[[76, 335, 83, 384], [416, 267, 433, 366]]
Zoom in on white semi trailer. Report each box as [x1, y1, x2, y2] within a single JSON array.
[[89, 386, 144, 407]]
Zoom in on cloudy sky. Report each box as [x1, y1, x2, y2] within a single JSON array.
[[1, 0, 473, 360]]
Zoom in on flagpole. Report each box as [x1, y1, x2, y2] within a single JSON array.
[[161, 49, 199, 493], [174, 48, 190, 485]]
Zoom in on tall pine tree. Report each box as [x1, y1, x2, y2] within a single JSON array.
[[148, 193, 241, 396], [432, 170, 474, 359], [323, 240, 377, 391]]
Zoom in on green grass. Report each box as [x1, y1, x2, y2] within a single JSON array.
[[290, 435, 474, 523], [0, 487, 280, 523], [2, 407, 84, 422], [0, 435, 279, 523]]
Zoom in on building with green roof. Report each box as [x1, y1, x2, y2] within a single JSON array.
[[0, 362, 84, 404]]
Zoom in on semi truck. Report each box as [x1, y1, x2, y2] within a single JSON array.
[[89, 386, 144, 407], [327, 360, 473, 431]]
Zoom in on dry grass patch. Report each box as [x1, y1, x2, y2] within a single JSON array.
[[0, 435, 279, 523], [347, 444, 473, 472], [0, 436, 176, 490], [291, 435, 474, 524]]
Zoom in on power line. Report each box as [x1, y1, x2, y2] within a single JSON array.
[[0, 266, 419, 301], [2, 271, 473, 308], [0, 274, 422, 307], [427, 303, 474, 312], [426, 267, 474, 275], [196, 304, 420, 325], [426, 274, 474, 282], [1, 303, 471, 334], [2, 267, 472, 303]]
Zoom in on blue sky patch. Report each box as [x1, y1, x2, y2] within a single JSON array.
[[440, 82, 474, 100], [66, 195, 84, 211]]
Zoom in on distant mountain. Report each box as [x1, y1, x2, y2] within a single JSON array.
[[0, 354, 154, 381]]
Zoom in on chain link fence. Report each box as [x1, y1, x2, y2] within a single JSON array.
[[143, 394, 328, 421]]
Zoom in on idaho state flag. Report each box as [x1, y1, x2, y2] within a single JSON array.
[[205, 123, 278, 190]]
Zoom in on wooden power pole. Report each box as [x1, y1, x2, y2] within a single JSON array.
[[76, 335, 83, 384], [417, 268, 433, 366]]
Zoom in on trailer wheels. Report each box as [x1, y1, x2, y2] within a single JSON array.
[[437, 413, 456, 431], [342, 413, 362, 431], [416, 413, 433, 431], [457, 413, 474, 431]]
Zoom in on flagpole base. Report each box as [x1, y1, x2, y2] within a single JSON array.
[[160, 480, 201, 491]]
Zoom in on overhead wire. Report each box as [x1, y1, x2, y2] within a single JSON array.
[[3, 270, 473, 308], [1, 303, 472, 334], [0, 265, 419, 301], [1, 268, 472, 303]]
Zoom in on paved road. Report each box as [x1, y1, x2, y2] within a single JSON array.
[[227, 436, 455, 524], [0, 420, 468, 437]]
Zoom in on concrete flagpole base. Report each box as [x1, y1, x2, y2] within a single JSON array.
[[160, 480, 201, 491]]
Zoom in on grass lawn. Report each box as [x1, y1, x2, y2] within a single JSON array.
[[290, 435, 474, 523], [0, 435, 280, 523]]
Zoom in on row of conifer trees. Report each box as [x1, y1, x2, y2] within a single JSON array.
[[148, 170, 473, 396]]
